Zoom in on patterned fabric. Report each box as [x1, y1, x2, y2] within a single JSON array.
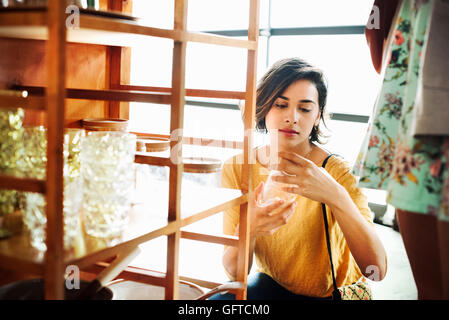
[[339, 277, 373, 300], [352, 0, 449, 222]]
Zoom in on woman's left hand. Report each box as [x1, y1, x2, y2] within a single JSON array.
[[272, 151, 343, 204]]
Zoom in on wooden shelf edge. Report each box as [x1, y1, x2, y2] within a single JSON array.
[[83, 263, 167, 288], [12, 85, 172, 104], [0, 93, 46, 110], [179, 275, 223, 290], [67, 220, 180, 270], [0, 174, 46, 194], [0, 254, 44, 276], [0, 191, 245, 275], [118, 85, 246, 100], [181, 193, 248, 228], [0, 11, 46, 27], [180, 231, 238, 247], [83, 263, 223, 291], [134, 153, 171, 167], [0, 12, 256, 50], [132, 132, 244, 150], [135, 152, 224, 173], [185, 31, 256, 50]]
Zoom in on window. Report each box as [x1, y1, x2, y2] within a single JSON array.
[[128, 0, 391, 281], [270, 0, 374, 28], [130, 0, 379, 160], [129, 0, 388, 206]]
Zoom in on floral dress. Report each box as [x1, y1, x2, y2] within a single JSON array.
[[352, 0, 449, 222]]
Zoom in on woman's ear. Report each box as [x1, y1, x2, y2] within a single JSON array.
[[314, 113, 321, 126]]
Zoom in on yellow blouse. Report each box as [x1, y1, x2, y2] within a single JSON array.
[[222, 152, 374, 298]]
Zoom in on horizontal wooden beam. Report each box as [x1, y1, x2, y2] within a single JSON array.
[[184, 31, 256, 50], [181, 194, 248, 228], [0, 12, 256, 49], [81, 15, 256, 49], [83, 263, 167, 288], [0, 254, 44, 276], [117, 85, 246, 100], [68, 221, 180, 269], [132, 132, 244, 150], [181, 231, 239, 247], [178, 276, 223, 290], [0, 93, 46, 110], [13, 86, 171, 104], [134, 153, 171, 167], [0, 175, 46, 194], [83, 263, 223, 291]]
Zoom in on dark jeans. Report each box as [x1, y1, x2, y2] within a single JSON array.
[[208, 272, 332, 300]]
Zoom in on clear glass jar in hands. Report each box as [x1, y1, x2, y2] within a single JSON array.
[[250, 173, 298, 237]]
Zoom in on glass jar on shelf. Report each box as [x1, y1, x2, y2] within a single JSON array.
[[0, 108, 24, 239], [81, 131, 136, 239], [19, 127, 85, 251]]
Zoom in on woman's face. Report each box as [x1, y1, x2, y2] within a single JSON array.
[[265, 79, 321, 152]]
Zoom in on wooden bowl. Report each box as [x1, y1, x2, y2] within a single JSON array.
[[81, 118, 129, 132], [183, 157, 222, 173], [136, 137, 170, 152], [107, 279, 204, 300]]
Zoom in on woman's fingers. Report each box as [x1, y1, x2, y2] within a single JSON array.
[[271, 174, 298, 186], [253, 181, 265, 204], [258, 201, 297, 235], [259, 198, 285, 214], [278, 151, 313, 167]]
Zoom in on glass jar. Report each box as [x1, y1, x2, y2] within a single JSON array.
[[63, 128, 85, 249], [20, 126, 47, 251], [81, 131, 136, 239], [19, 127, 85, 251], [0, 108, 24, 238], [261, 170, 297, 205]]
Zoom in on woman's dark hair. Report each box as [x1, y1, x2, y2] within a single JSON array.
[[255, 57, 328, 144]]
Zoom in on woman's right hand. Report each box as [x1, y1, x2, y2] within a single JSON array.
[[249, 181, 297, 237]]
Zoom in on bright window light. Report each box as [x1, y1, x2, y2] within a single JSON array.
[[270, 0, 375, 28]]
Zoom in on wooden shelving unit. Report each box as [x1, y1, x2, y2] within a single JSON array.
[[0, 0, 259, 300]]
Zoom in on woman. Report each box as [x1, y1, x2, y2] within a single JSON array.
[[216, 58, 387, 299], [355, 0, 449, 299]]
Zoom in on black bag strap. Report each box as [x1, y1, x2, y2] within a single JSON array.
[[321, 154, 342, 300]]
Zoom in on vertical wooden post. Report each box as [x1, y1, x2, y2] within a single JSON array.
[[45, 0, 66, 300], [106, 46, 123, 117], [166, 0, 187, 300], [236, 0, 259, 300], [106, 0, 131, 120]]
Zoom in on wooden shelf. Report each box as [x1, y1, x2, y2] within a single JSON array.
[[0, 92, 46, 111], [0, 232, 45, 275], [117, 85, 246, 100], [0, 10, 257, 49], [7, 85, 245, 105], [0, 174, 46, 194], [0, 0, 259, 299], [11, 86, 172, 105], [0, 179, 245, 274], [180, 231, 238, 247], [135, 152, 224, 173], [133, 132, 244, 150]]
